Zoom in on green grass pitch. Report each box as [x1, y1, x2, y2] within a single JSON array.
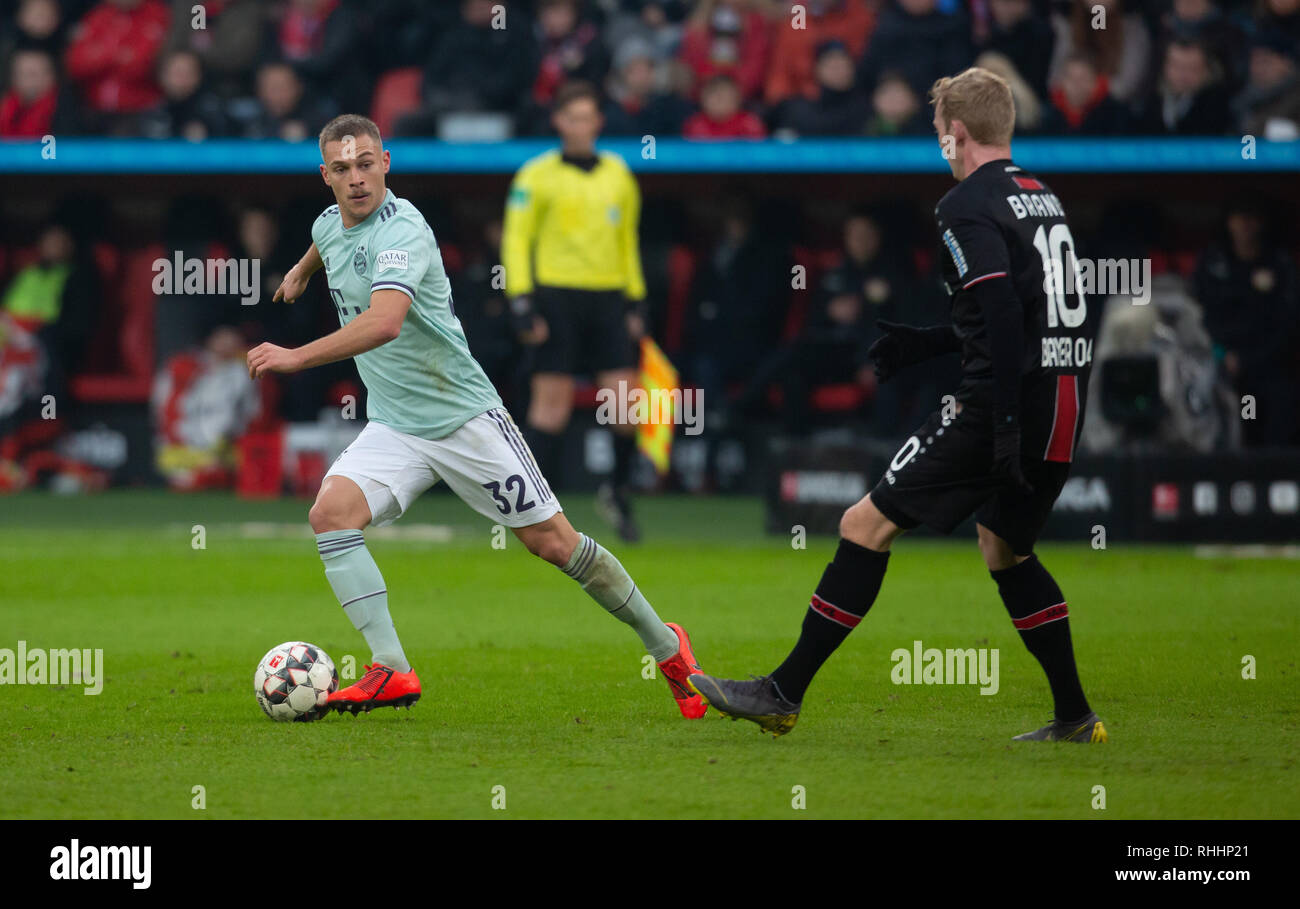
[[2, 490, 1296, 819]]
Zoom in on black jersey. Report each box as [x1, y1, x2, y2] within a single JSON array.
[[934, 158, 1096, 462]]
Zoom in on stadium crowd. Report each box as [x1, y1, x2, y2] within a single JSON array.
[[1, 0, 1298, 493], [1, 0, 1298, 141]]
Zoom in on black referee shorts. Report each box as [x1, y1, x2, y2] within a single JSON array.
[[869, 404, 1070, 556], [533, 286, 637, 375]]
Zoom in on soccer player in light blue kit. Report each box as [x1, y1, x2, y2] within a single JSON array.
[[246, 115, 706, 718]]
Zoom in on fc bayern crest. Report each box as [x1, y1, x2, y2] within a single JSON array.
[[353, 246, 367, 276]]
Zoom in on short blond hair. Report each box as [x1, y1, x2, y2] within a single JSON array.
[[929, 67, 1015, 147], [318, 113, 382, 158]]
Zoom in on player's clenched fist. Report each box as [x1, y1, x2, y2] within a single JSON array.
[[247, 342, 303, 378]]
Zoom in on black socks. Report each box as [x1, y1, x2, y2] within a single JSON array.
[[990, 554, 1090, 722], [770, 538, 890, 704], [611, 431, 636, 489]]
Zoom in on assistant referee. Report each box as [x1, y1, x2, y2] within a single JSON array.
[[502, 80, 647, 542]]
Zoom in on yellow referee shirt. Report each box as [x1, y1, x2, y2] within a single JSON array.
[[502, 149, 646, 301]]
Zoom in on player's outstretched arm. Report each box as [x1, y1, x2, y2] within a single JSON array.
[[273, 242, 324, 303], [248, 289, 411, 378]]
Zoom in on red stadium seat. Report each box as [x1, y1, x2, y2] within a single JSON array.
[[572, 380, 599, 410], [1172, 250, 1197, 278], [663, 244, 696, 354], [8, 244, 38, 272], [70, 244, 162, 403], [370, 67, 424, 138], [912, 246, 933, 277], [438, 242, 463, 275], [810, 382, 869, 412]]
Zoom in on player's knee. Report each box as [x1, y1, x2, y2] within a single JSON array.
[[519, 528, 571, 566], [977, 524, 1020, 571], [840, 496, 899, 551], [309, 495, 361, 533], [308, 500, 338, 533]]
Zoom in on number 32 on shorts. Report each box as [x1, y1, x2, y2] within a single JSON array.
[[481, 475, 536, 515]]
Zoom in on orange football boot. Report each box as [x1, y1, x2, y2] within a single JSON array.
[[657, 623, 707, 719], [327, 663, 421, 715]]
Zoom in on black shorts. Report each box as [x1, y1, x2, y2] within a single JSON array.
[[869, 404, 1070, 556], [533, 286, 637, 375]]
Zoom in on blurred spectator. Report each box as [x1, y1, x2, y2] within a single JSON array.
[[421, 0, 535, 118], [151, 325, 259, 490], [980, 0, 1055, 99], [0, 310, 49, 491], [0, 0, 71, 71], [742, 211, 904, 433], [0, 48, 73, 137], [605, 1, 690, 64], [1193, 203, 1299, 447], [976, 50, 1048, 134], [1255, 0, 1300, 45], [64, 0, 170, 126], [153, 196, 245, 364], [1045, 52, 1131, 134], [1137, 38, 1231, 134], [230, 204, 334, 422], [602, 36, 694, 136], [357, 0, 443, 71], [860, 0, 974, 100], [0, 223, 96, 403], [1161, 0, 1246, 91], [1231, 28, 1300, 140], [864, 70, 929, 135], [765, 0, 875, 106], [136, 49, 227, 139], [685, 196, 789, 424], [232, 206, 294, 318], [683, 72, 767, 137], [272, 0, 368, 114], [530, 0, 610, 109], [1048, 0, 1151, 105], [453, 219, 523, 402], [231, 61, 336, 141], [161, 0, 266, 97], [773, 39, 871, 136], [678, 0, 771, 102]]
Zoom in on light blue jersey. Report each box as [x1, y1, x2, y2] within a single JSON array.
[[311, 189, 502, 440]]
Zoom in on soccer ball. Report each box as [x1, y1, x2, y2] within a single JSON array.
[[254, 641, 338, 722]]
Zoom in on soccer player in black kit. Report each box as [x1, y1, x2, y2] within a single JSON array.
[[690, 67, 1108, 743]]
